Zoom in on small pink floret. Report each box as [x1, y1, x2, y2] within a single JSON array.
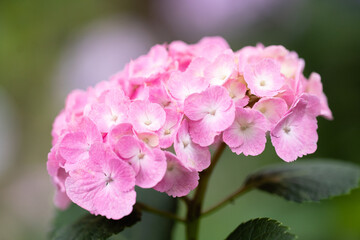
[[271, 98, 318, 162], [184, 86, 235, 146], [244, 58, 284, 97], [174, 120, 211, 171], [223, 107, 268, 156], [65, 145, 136, 219], [154, 152, 199, 197], [129, 100, 166, 133]]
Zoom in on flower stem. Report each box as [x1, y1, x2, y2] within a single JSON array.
[[185, 142, 227, 240], [136, 202, 185, 223], [201, 183, 253, 217]]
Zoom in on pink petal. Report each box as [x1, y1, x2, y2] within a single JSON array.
[[205, 50, 235, 86], [224, 78, 248, 107], [154, 152, 199, 197], [59, 132, 90, 171], [115, 136, 167, 188], [107, 123, 134, 150], [188, 120, 221, 147], [174, 120, 211, 171], [129, 100, 166, 132], [148, 85, 175, 109], [306, 72, 333, 120], [54, 188, 71, 210], [184, 86, 235, 129], [244, 58, 284, 97], [167, 70, 209, 102], [223, 108, 268, 156], [131, 148, 167, 188], [136, 131, 160, 148], [253, 97, 288, 128], [184, 86, 235, 146], [65, 148, 136, 219], [115, 136, 142, 160], [271, 99, 318, 162], [157, 109, 183, 149]]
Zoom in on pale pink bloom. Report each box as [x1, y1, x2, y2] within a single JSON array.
[[128, 100, 166, 133], [191, 36, 230, 61], [205, 50, 235, 86], [129, 84, 150, 101], [51, 110, 67, 145], [282, 58, 305, 96], [110, 70, 132, 97], [107, 123, 134, 150], [174, 119, 211, 171], [271, 98, 318, 162], [47, 147, 61, 178], [223, 107, 268, 156], [244, 58, 284, 97], [86, 89, 130, 133], [157, 109, 183, 149], [237, 44, 263, 73], [148, 84, 176, 109], [135, 131, 160, 148], [223, 78, 249, 107], [299, 93, 321, 117], [47, 147, 71, 209], [167, 40, 193, 71], [275, 84, 296, 107], [262, 45, 289, 60], [187, 120, 222, 147], [58, 117, 102, 171], [154, 152, 199, 197], [87, 80, 120, 104], [167, 60, 209, 103], [54, 187, 71, 210], [64, 89, 88, 118], [184, 85, 235, 146], [53, 167, 71, 210], [306, 72, 333, 120], [65, 144, 136, 219], [115, 136, 166, 188], [280, 51, 304, 80], [253, 97, 288, 128], [186, 57, 211, 79], [47, 37, 333, 219], [126, 44, 169, 83]]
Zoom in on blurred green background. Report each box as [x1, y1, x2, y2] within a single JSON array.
[[0, 0, 359, 239]]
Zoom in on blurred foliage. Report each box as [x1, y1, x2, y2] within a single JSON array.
[[0, 0, 359, 239]]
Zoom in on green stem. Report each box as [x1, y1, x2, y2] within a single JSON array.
[[136, 202, 185, 223], [185, 142, 227, 240], [202, 174, 278, 217], [201, 184, 253, 217]]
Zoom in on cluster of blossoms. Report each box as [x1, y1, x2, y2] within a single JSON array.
[[47, 37, 332, 220]]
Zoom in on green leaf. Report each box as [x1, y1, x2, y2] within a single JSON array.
[[226, 218, 296, 240], [245, 159, 360, 203], [49, 206, 141, 240]]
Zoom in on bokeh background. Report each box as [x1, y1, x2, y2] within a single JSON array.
[[0, 0, 360, 239]]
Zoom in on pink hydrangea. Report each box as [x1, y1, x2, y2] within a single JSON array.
[[47, 36, 332, 219]]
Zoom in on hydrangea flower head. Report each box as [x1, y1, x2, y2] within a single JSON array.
[[48, 36, 332, 219]]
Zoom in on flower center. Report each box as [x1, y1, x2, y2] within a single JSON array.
[[144, 119, 152, 126], [240, 125, 249, 131], [111, 115, 118, 122], [182, 140, 189, 148], [209, 109, 217, 116], [283, 126, 291, 134], [138, 152, 145, 160], [104, 173, 114, 186]]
